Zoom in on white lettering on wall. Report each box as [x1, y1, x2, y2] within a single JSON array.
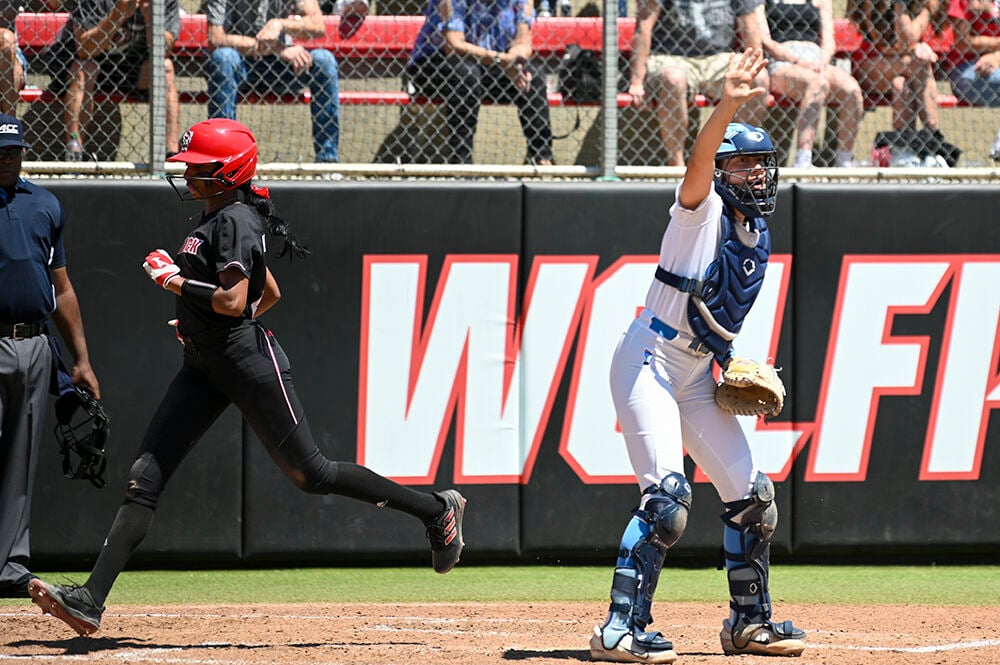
[[359, 253, 1000, 485], [921, 258, 1000, 480], [358, 255, 595, 483], [807, 257, 951, 481]]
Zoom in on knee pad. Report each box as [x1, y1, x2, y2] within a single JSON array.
[[721, 471, 777, 562], [276, 420, 340, 494], [641, 472, 693, 550], [609, 472, 692, 632], [123, 452, 164, 510]]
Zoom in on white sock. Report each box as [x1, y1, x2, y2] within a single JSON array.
[[835, 150, 854, 167], [794, 149, 813, 168]]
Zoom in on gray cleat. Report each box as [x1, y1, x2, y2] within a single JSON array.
[[28, 579, 104, 637]]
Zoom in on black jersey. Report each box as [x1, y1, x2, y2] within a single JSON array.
[[766, 0, 820, 44], [174, 200, 267, 336]]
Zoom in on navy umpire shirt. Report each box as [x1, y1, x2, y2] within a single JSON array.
[[0, 178, 67, 323]]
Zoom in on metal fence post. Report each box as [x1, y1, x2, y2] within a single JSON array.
[[149, 0, 166, 176], [600, 0, 619, 180]]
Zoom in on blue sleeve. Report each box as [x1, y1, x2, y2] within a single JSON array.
[[514, 0, 533, 28], [444, 0, 467, 33], [50, 201, 67, 270]]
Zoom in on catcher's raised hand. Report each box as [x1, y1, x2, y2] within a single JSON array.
[[721, 48, 768, 109]]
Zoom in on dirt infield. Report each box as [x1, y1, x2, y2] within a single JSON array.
[[3, 601, 999, 664]]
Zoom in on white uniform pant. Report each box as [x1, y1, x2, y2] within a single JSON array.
[[609, 310, 757, 504]]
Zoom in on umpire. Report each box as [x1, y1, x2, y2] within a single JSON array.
[[0, 114, 100, 598]]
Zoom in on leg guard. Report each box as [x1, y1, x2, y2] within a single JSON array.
[[718, 472, 805, 656], [594, 473, 691, 662]]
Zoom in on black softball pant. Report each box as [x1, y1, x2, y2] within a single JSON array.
[[125, 322, 326, 506], [80, 322, 441, 605]]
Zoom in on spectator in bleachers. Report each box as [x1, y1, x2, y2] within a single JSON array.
[[205, 0, 340, 163], [45, 0, 182, 160], [321, 0, 369, 39], [1, 2, 27, 115], [846, 0, 943, 132], [946, 0, 1000, 106], [757, 0, 864, 166], [405, 0, 554, 165], [627, 0, 769, 167]]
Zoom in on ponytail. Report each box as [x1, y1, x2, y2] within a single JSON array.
[[244, 184, 311, 260]]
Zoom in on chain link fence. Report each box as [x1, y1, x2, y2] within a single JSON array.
[[8, 0, 1000, 173]]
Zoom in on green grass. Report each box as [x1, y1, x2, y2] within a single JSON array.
[[4, 565, 998, 607]]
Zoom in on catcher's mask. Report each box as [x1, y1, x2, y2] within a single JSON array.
[[54, 386, 110, 488], [714, 122, 779, 219]]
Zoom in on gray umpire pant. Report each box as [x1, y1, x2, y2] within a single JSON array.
[[0, 335, 52, 586]]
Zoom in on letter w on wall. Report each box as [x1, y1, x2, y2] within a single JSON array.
[[358, 255, 596, 484]]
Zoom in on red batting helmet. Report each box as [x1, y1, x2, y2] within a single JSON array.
[[168, 119, 258, 189]]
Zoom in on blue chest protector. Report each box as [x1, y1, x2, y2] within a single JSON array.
[[655, 198, 770, 364]]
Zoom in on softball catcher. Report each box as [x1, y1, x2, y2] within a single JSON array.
[[28, 119, 466, 638], [590, 49, 805, 663]]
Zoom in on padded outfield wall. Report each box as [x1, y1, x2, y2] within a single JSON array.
[[28, 181, 1000, 566]]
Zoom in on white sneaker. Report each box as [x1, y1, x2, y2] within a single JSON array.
[[589, 625, 678, 663], [720, 617, 806, 656], [66, 139, 84, 162]]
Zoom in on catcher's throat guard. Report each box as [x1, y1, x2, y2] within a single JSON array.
[[54, 386, 110, 488]]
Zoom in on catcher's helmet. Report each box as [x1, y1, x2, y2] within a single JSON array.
[[714, 122, 778, 219], [168, 118, 258, 189], [54, 386, 110, 489]]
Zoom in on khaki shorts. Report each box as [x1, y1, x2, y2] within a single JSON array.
[[645, 52, 733, 102]]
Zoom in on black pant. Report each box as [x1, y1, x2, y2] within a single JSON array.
[[127, 322, 329, 507], [406, 52, 554, 164], [81, 320, 442, 605]]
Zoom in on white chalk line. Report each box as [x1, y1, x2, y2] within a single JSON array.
[[805, 639, 1000, 653], [5, 610, 1000, 658], [4, 611, 575, 624]]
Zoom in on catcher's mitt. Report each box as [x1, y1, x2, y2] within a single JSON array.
[[715, 358, 785, 418]]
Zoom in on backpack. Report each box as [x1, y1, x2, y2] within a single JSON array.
[[556, 44, 602, 103], [870, 128, 962, 167]]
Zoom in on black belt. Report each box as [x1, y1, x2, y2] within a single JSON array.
[[0, 321, 46, 339]]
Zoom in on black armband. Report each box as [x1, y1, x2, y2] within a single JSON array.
[[180, 279, 217, 309]]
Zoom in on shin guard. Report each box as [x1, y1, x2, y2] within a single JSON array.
[[602, 472, 692, 645], [718, 472, 805, 655]]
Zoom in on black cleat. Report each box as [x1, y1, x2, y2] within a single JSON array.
[[426, 489, 466, 574]]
